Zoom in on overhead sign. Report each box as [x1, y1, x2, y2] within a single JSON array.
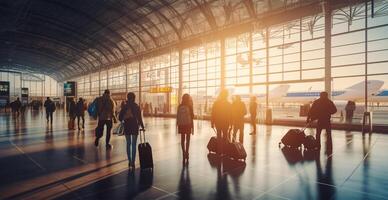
[[21, 88, 29, 97], [149, 86, 172, 93], [64, 81, 76, 96], [0, 81, 10, 96]]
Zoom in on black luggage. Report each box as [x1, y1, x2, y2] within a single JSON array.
[[207, 128, 228, 154], [227, 142, 247, 162], [138, 130, 153, 170], [304, 135, 319, 150], [207, 136, 218, 153], [279, 127, 307, 149]]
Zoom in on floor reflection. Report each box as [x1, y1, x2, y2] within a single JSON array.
[[1, 111, 387, 200]]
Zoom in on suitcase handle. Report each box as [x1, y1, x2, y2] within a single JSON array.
[[300, 122, 311, 132], [139, 129, 147, 144]]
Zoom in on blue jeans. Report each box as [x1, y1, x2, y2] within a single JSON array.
[[125, 134, 138, 165]]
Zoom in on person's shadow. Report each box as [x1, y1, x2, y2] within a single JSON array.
[[315, 151, 335, 200], [177, 166, 192, 200]]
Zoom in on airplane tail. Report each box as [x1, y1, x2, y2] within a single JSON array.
[[270, 85, 290, 98], [346, 80, 384, 92]]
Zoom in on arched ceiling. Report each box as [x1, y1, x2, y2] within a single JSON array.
[[0, 0, 358, 81]]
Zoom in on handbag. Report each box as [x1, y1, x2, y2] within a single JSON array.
[[113, 122, 124, 136]]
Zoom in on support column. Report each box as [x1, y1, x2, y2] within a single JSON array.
[[249, 32, 253, 94], [324, 0, 332, 98], [125, 63, 128, 94], [178, 49, 183, 104], [139, 61, 142, 104], [265, 27, 269, 108], [220, 38, 226, 90], [364, 0, 368, 111]]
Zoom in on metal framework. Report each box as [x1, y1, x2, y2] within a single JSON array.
[[0, 0, 373, 81]]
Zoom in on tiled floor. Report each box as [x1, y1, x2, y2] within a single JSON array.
[[0, 109, 387, 200]]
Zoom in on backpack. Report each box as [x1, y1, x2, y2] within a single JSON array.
[[88, 98, 98, 119], [177, 105, 192, 126], [122, 104, 134, 120], [51, 102, 56, 112]]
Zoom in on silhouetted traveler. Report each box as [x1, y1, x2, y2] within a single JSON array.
[[76, 98, 86, 130], [119, 92, 145, 169], [211, 89, 232, 155], [95, 89, 117, 149], [307, 92, 337, 150], [249, 96, 258, 135], [67, 97, 76, 130], [44, 97, 56, 125], [231, 95, 247, 144], [11, 98, 22, 117], [345, 101, 356, 124], [176, 94, 194, 163]]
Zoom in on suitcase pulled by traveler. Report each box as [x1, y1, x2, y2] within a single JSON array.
[[304, 135, 319, 150], [138, 130, 153, 170], [227, 142, 247, 162], [68, 119, 75, 130], [279, 126, 307, 149], [207, 136, 218, 153], [207, 128, 228, 154]]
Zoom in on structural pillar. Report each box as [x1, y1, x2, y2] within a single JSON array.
[[139, 61, 142, 104], [178, 49, 183, 104], [220, 38, 226, 90], [324, 0, 332, 98], [249, 32, 253, 94]]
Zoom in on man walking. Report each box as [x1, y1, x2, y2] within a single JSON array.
[[95, 90, 116, 149], [44, 97, 56, 125]]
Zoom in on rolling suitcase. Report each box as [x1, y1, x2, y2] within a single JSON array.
[[207, 136, 218, 153], [227, 142, 247, 162], [68, 119, 75, 130], [304, 135, 319, 150], [207, 128, 228, 154], [138, 130, 153, 170], [279, 124, 309, 149]]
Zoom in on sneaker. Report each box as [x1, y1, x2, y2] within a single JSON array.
[[94, 138, 99, 147], [106, 144, 113, 149]]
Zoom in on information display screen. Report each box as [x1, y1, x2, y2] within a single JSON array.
[[0, 81, 10, 97], [64, 82, 76, 96]]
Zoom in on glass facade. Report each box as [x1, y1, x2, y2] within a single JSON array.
[[0, 71, 61, 101], [67, 2, 388, 126]]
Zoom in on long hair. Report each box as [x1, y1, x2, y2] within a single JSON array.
[[181, 93, 191, 106]]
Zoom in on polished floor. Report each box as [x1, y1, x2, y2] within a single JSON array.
[[0, 109, 387, 200]]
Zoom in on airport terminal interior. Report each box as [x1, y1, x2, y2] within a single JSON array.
[[1, 0, 388, 199]]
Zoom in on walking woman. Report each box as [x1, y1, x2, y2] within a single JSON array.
[[176, 94, 194, 163], [119, 92, 145, 169]]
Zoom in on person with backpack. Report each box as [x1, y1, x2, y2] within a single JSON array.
[[76, 98, 86, 130], [119, 92, 145, 169], [307, 91, 337, 150], [44, 97, 56, 125], [176, 94, 194, 163], [231, 95, 247, 144], [211, 89, 232, 156], [67, 97, 77, 130], [95, 89, 117, 149]]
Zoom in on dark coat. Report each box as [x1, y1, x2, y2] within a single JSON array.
[[119, 101, 144, 135], [76, 100, 86, 116], [308, 97, 337, 126], [231, 101, 247, 125], [211, 99, 232, 128], [68, 100, 76, 118], [44, 99, 55, 112]]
